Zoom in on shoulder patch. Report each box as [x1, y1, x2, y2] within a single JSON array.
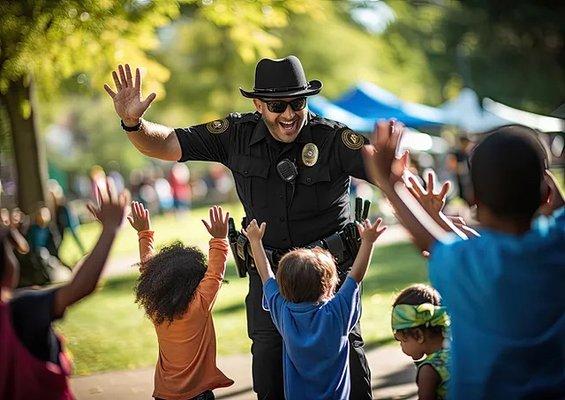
[[206, 118, 229, 134], [341, 128, 364, 150]]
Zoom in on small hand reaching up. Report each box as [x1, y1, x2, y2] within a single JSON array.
[[405, 171, 451, 216], [128, 201, 151, 232], [202, 206, 230, 239], [86, 177, 129, 231], [242, 219, 266, 244], [349, 218, 387, 283], [242, 219, 272, 283], [358, 218, 387, 244]]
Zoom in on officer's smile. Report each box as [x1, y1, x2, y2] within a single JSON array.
[[279, 119, 298, 132]]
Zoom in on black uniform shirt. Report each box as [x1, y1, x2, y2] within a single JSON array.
[[175, 111, 369, 249]]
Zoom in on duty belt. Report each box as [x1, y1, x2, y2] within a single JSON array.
[[228, 197, 372, 279]]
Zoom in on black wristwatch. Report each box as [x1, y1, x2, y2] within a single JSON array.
[[121, 119, 142, 132]]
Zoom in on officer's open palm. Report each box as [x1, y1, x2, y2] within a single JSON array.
[[202, 206, 229, 239], [104, 64, 156, 125], [242, 219, 266, 244], [358, 218, 387, 244]]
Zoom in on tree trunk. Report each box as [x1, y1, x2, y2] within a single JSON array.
[[1, 77, 48, 213]]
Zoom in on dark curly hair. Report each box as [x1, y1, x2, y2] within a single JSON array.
[[135, 241, 207, 325]]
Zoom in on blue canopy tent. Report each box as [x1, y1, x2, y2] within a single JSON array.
[[308, 95, 449, 154], [308, 96, 374, 132], [334, 82, 447, 129]]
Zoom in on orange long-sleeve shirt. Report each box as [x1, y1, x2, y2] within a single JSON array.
[[137, 231, 234, 400]]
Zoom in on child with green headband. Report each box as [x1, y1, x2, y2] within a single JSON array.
[[392, 284, 450, 400]]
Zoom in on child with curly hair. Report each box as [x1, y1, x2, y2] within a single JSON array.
[[392, 284, 450, 400], [128, 202, 233, 400], [243, 217, 386, 400]]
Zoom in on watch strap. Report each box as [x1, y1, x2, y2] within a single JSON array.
[[121, 119, 142, 132]]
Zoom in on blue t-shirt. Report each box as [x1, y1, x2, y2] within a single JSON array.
[[263, 276, 361, 400], [429, 208, 565, 400]]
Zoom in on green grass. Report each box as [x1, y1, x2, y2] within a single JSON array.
[[58, 203, 247, 266], [56, 238, 426, 376]]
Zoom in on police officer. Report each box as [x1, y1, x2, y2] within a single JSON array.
[[105, 56, 374, 400]]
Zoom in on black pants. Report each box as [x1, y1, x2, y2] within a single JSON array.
[[246, 269, 372, 400]]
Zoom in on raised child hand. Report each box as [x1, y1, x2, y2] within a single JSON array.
[[104, 64, 157, 126], [202, 205, 229, 238], [357, 217, 387, 244], [86, 177, 129, 231], [242, 219, 266, 243], [127, 201, 151, 232], [405, 170, 451, 216]]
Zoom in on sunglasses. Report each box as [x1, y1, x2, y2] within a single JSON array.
[[261, 97, 307, 113]]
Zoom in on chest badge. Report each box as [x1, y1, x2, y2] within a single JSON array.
[[341, 129, 364, 150], [302, 143, 319, 167], [206, 118, 229, 134]]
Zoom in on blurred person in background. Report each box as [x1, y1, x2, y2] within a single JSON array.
[[154, 175, 175, 214], [48, 180, 86, 263], [169, 164, 192, 213], [107, 161, 126, 193], [138, 171, 160, 215], [447, 135, 474, 205]]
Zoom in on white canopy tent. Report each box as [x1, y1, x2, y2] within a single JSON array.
[[440, 88, 509, 133], [483, 98, 565, 132]]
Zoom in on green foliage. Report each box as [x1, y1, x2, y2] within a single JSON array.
[[0, 0, 327, 175], [383, 0, 565, 113], [0, 0, 177, 99]]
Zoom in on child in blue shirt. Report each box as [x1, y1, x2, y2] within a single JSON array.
[[243, 217, 387, 400], [365, 122, 565, 399]]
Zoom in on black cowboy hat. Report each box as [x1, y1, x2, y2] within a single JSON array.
[[239, 55, 322, 99]]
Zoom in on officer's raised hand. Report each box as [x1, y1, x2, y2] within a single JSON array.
[[104, 64, 157, 127]]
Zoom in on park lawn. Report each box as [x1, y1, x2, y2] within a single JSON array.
[[56, 240, 427, 376], [58, 202, 247, 267]]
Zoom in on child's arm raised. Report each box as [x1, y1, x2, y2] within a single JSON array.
[[53, 177, 127, 317], [348, 218, 387, 283], [199, 205, 230, 310], [242, 219, 273, 284], [363, 121, 467, 252], [127, 201, 154, 269], [406, 171, 479, 238]]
